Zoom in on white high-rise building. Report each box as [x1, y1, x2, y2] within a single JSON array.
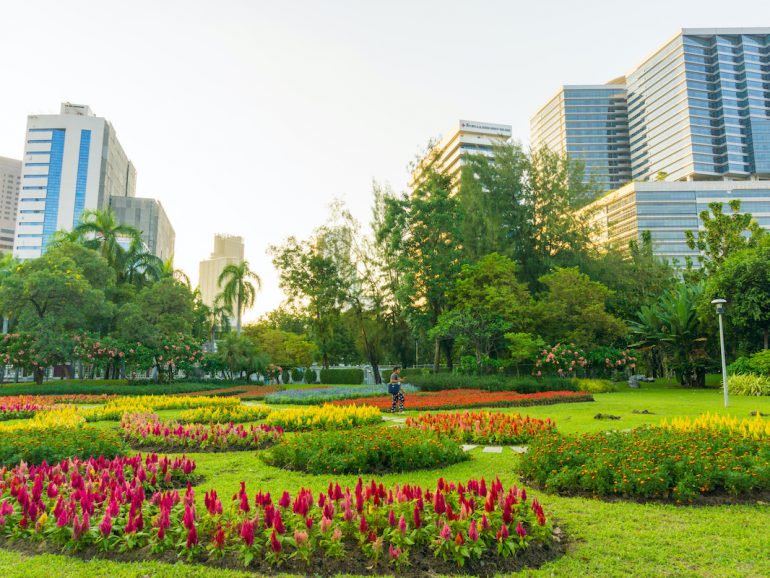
[[198, 235, 245, 308], [411, 120, 512, 191], [0, 157, 21, 253], [14, 103, 136, 259]]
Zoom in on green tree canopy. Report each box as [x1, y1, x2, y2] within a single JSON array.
[[217, 260, 261, 336]]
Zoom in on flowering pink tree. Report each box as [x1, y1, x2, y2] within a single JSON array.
[[533, 343, 588, 377]]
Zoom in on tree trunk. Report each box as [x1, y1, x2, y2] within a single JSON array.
[[433, 338, 440, 373], [443, 340, 454, 372], [34, 367, 44, 385], [764, 327, 768, 350], [236, 292, 242, 336]]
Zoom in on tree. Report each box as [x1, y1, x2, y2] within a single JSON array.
[[505, 332, 546, 377], [215, 333, 267, 380], [160, 256, 191, 287], [430, 253, 533, 371], [378, 155, 465, 371], [703, 238, 770, 350], [685, 199, 765, 275], [269, 236, 347, 368], [116, 278, 199, 381], [629, 283, 709, 388], [116, 239, 163, 288], [71, 208, 142, 270], [217, 261, 261, 336], [533, 267, 626, 350], [243, 323, 316, 369]]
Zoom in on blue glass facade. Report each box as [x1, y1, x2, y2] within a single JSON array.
[[72, 129, 91, 227], [585, 182, 770, 266], [531, 85, 632, 191], [628, 31, 770, 181], [42, 129, 65, 249]]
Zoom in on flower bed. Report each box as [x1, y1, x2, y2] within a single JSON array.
[[83, 394, 241, 421], [264, 426, 468, 474], [519, 428, 770, 502], [0, 426, 125, 466], [120, 413, 284, 452], [0, 470, 555, 574], [331, 389, 593, 411], [264, 384, 419, 405], [0, 396, 50, 421], [177, 404, 272, 424], [264, 404, 382, 431], [661, 412, 770, 439], [406, 412, 556, 445], [0, 406, 85, 431]]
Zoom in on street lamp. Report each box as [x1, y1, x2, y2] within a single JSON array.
[[711, 298, 728, 408]]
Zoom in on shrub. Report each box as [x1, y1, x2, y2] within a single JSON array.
[[264, 426, 468, 474], [728, 356, 753, 375], [0, 381, 229, 396], [291, 368, 304, 382], [571, 378, 617, 393], [519, 428, 770, 501], [0, 426, 125, 466], [728, 373, 770, 396], [319, 368, 364, 384], [406, 411, 556, 444], [534, 343, 588, 377], [264, 404, 381, 431], [304, 368, 317, 383], [121, 413, 283, 451], [331, 389, 594, 411], [408, 373, 576, 393], [177, 404, 272, 423], [748, 350, 770, 375]]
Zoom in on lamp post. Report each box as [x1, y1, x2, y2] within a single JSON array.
[[415, 339, 419, 368], [711, 298, 728, 408]]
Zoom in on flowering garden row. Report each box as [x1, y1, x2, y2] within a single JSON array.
[[0, 454, 553, 572], [331, 389, 593, 411], [83, 395, 240, 421], [661, 412, 770, 439], [120, 413, 284, 452], [177, 404, 272, 424], [405, 411, 556, 445], [519, 426, 770, 502]]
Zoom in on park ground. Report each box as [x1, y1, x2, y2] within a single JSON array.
[[1, 380, 769, 578]]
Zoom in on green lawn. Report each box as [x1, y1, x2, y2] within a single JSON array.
[[1, 384, 769, 577]]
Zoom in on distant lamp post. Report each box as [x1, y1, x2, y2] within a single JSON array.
[[415, 339, 419, 368], [711, 298, 728, 408]]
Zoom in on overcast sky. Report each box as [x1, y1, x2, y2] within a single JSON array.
[[0, 0, 767, 319]]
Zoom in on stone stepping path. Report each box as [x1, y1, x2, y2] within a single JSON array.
[[460, 445, 530, 453]]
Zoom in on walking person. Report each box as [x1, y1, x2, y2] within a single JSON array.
[[388, 366, 405, 413]]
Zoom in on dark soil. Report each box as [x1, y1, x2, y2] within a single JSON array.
[[0, 529, 566, 576], [593, 413, 621, 420]]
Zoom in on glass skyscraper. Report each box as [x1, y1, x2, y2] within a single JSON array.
[[531, 82, 631, 191], [628, 28, 770, 182]]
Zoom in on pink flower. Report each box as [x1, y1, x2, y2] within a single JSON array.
[[270, 530, 282, 553], [398, 513, 407, 535], [99, 512, 112, 537], [468, 520, 479, 541], [516, 521, 527, 538], [294, 529, 308, 545], [240, 519, 255, 546], [186, 524, 198, 548], [389, 544, 401, 560], [440, 521, 452, 541]]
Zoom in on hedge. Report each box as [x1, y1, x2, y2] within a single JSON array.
[[0, 426, 125, 466], [319, 368, 364, 384], [408, 373, 577, 393], [0, 381, 230, 396]]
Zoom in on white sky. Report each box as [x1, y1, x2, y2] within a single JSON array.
[[0, 0, 767, 320]]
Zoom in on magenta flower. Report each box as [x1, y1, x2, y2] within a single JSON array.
[[516, 521, 527, 538]]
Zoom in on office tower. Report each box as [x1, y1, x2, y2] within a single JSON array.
[[530, 80, 631, 191], [628, 28, 770, 182], [14, 103, 137, 259], [109, 196, 176, 261], [580, 181, 770, 266], [198, 235, 244, 308], [0, 157, 21, 253], [411, 120, 512, 190]]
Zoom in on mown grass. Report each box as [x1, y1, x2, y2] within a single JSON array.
[[1, 383, 769, 577]]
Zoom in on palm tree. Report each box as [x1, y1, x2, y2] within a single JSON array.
[[217, 261, 261, 336], [116, 239, 163, 288], [205, 293, 232, 350], [160, 257, 191, 287], [72, 209, 142, 269]]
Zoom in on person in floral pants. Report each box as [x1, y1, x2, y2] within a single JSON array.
[[389, 366, 405, 413]]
